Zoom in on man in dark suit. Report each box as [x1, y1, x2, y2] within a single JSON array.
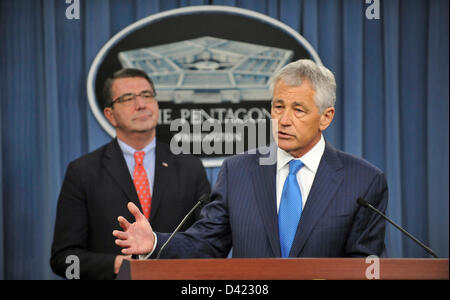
[[112, 59, 388, 259], [50, 69, 210, 279]]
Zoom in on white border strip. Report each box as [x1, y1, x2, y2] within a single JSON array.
[[87, 5, 322, 167]]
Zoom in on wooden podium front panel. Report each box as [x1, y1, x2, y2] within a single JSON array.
[[119, 258, 448, 280]]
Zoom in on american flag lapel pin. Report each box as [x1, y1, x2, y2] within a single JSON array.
[[162, 162, 168, 167]]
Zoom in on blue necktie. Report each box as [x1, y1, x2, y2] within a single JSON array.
[[278, 160, 304, 257]]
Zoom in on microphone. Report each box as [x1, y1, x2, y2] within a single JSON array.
[[356, 197, 439, 258], [155, 193, 209, 259]]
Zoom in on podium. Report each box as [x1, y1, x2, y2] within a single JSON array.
[[117, 258, 448, 280]]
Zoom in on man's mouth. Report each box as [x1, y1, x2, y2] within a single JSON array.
[[277, 131, 294, 139], [133, 113, 152, 121]]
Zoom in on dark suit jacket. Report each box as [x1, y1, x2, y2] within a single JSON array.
[[50, 139, 210, 279], [152, 142, 388, 258]]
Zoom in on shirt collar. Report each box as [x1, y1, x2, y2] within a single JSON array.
[[117, 138, 156, 156], [276, 134, 325, 174]]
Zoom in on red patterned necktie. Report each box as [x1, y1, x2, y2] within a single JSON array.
[[133, 151, 151, 219]]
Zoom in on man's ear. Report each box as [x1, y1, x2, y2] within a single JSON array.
[[319, 107, 335, 132], [104, 107, 117, 128]]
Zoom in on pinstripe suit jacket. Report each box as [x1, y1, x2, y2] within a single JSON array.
[[152, 141, 388, 258]]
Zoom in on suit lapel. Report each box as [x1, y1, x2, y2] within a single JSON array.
[[149, 141, 172, 221], [251, 148, 280, 257], [289, 142, 344, 257], [103, 139, 141, 209]]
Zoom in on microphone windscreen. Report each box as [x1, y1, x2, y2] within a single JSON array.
[[199, 193, 210, 205], [357, 197, 368, 207]]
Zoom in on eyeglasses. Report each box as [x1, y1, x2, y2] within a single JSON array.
[[111, 90, 157, 106]]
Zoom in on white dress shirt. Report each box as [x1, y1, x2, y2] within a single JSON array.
[[276, 134, 326, 213]]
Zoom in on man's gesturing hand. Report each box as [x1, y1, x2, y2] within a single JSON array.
[[113, 202, 155, 255]]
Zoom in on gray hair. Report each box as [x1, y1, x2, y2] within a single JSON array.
[[269, 59, 336, 113]]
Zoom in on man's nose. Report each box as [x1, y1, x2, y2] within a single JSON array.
[[279, 111, 292, 126], [134, 95, 147, 108]]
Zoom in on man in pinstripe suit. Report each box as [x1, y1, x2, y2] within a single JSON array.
[[113, 59, 388, 258]]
